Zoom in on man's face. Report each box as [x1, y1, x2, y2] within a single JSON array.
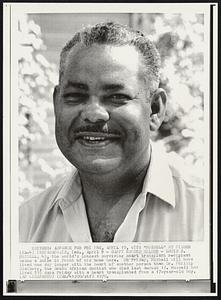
[[54, 44, 153, 176]]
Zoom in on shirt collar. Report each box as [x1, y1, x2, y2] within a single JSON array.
[[142, 142, 176, 207], [52, 142, 175, 209], [49, 168, 82, 210]]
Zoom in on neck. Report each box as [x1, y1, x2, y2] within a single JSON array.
[[80, 165, 148, 227], [78, 146, 152, 242], [82, 166, 149, 242], [82, 164, 147, 196], [79, 145, 151, 211]]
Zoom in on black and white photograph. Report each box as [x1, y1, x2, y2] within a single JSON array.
[[18, 12, 205, 243], [3, 2, 218, 296]]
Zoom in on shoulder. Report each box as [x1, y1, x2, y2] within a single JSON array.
[[166, 151, 204, 230], [19, 173, 71, 242], [150, 143, 204, 240], [167, 152, 204, 240], [151, 142, 203, 189], [20, 174, 67, 213], [166, 151, 204, 189]]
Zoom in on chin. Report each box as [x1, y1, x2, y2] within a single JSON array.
[[75, 157, 122, 175]]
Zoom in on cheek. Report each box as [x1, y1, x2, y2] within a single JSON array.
[[55, 107, 78, 132], [114, 103, 150, 134]]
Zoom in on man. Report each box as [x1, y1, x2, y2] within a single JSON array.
[[19, 22, 203, 242]]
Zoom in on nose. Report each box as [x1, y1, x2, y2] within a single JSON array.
[[80, 97, 110, 123]]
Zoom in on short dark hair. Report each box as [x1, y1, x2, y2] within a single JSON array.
[[59, 22, 161, 94]]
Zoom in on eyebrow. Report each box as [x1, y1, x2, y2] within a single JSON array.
[[101, 84, 125, 91], [64, 81, 89, 91], [64, 82, 125, 92]]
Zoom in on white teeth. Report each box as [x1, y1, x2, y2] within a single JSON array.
[[83, 136, 105, 141]]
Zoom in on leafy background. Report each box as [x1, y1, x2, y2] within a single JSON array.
[[18, 13, 204, 203]]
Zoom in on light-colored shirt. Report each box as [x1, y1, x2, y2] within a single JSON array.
[[19, 143, 204, 242]]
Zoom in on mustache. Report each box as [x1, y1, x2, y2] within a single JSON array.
[[68, 124, 122, 141], [72, 125, 121, 135]]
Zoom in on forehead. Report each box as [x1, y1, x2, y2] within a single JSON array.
[[63, 44, 145, 81]]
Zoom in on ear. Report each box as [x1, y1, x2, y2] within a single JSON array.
[[53, 85, 60, 115], [150, 88, 167, 131]]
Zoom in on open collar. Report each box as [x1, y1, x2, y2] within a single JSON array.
[[142, 142, 176, 207], [48, 168, 82, 210], [52, 142, 175, 210]]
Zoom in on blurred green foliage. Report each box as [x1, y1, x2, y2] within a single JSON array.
[[19, 13, 204, 202]]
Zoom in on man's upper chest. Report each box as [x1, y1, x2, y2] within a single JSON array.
[[86, 195, 138, 242]]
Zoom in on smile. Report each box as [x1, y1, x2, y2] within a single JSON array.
[[81, 136, 108, 144], [82, 136, 106, 141], [74, 132, 121, 147]]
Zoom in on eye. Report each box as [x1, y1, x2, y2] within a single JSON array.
[[105, 94, 131, 105], [63, 93, 88, 104]]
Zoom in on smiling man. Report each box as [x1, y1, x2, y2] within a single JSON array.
[[19, 22, 203, 242]]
